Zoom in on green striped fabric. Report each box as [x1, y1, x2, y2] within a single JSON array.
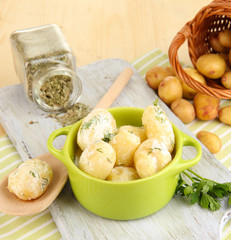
[[0, 48, 230, 239]]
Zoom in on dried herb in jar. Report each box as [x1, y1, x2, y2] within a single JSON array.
[[10, 24, 82, 111], [40, 75, 73, 108]]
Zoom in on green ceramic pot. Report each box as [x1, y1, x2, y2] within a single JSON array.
[[47, 107, 202, 220]]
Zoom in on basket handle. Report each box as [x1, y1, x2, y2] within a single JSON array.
[[167, 22, 205, 94]]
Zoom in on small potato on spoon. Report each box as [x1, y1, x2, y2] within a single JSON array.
[[0, 153, 68, 216]]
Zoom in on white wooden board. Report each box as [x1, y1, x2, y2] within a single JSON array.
[[0, 58, 231, 240]]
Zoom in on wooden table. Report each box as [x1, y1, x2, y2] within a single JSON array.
[[0, 0, 211, 135]]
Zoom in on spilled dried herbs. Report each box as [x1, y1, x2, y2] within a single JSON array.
[[47, 102, 92, 127]]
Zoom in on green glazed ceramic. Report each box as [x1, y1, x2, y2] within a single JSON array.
[[47, 107, 202, 220]]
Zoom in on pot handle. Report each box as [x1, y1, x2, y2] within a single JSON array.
[[47, 125, 72, 164], [171, 130, 202, 174]]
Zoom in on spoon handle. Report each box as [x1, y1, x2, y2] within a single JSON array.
[[93, 67, 133, 110]]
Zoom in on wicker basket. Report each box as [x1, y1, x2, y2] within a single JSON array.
[[168, 0, 231, 99]]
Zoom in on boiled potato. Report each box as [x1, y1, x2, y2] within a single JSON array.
[[75, 147, 83, 166], [158, 76, 183, 106], [106, 166, 139, 182], [193, 93, 220, 120], [79, 141, 116, 180], [171, 99, 195, 124], [145, 66, 173, 90], [118, 125, 147, 143], [134, 139, 172, 178], [196, 131, 222, 154], [218, 30, 231, 48], [209, 32, 229, 53], [8, 158, 53, 200], [110, 130, 140, 166], [219, 106, 231, 125], [77, 108, 117, 150], [181, 68, 206, 99], [142, 102, 175, 153], [196, 54, 226, 79], [221, 71, 231, 89]]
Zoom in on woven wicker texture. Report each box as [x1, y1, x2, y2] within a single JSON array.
[[169, 0, 231, 99]]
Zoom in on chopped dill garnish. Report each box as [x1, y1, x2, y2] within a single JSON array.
[[96, 148, 103, 153], [153, 99, 159, 106], [81, 115, 101, 131], [155, 110, 165, 124], [29, 169, 40, 178], [102, 132, 115, 143], [41, 178, 48, 190], [147, 147, 162, 155]]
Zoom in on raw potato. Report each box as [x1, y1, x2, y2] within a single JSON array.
[[134, 139, 172, 178], [8, 158, 53, 200], [228, 50, 231, 66], [165, 66, 176, 76], [181, 68, 207, 99], [142, 103, 175, 153], [110, 130, 140, 166], [145, 66, 172, 90], [158, 76, 183, 106], [171, 99, 195, 124], [79, 141, 116, 180], [219, 106, 231, 125], [218, 30, 231, 48], [193, 93, 220, 120], [118, 125, 147, 143], [196, 54, 226, 79], [77, 108, 117, 150], [196, 131, 222, 154], [219, 53, 229, 65], [106, 166, 139, 182], [221, 71, 231, 89], [209, 32, 229, 53]]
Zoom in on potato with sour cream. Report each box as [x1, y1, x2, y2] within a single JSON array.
[[142, 101, 175, 153], [118, 125, 147, 143], [110, 130, 140, 167], [79, 141, 116, 179], [77, 108, 117, 150], [106, 166, 139, 182], [8, 158, 53, 200], [134, 139, 172, 178]]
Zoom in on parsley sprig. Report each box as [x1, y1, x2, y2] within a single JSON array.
[[175, 169, 231, 211]]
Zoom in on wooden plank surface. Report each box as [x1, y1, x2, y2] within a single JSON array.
[[0, 58, 231, 240]]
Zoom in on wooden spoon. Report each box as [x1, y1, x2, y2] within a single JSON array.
[[0, 67, 134, 216], [0, 154, 68, 216]]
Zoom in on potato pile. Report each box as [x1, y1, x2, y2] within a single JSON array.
[[76, 104, 175, 182], [145, 30, 231, 155]]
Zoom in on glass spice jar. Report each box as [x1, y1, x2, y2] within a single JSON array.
[[10, 24, 82, 112]]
